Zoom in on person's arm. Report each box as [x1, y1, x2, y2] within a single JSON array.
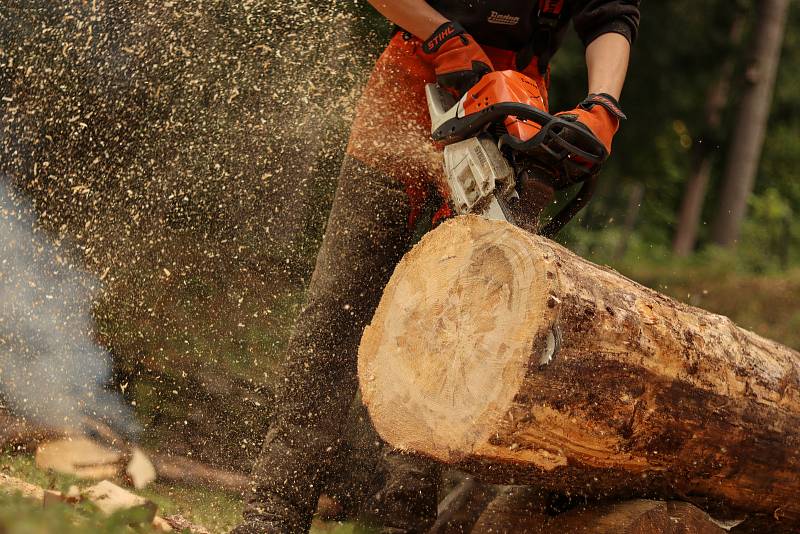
[[366, 0, 493, 97], [366, 0, 448, 39], [585, 32, 631, 100], [558, 1, 639, 153]]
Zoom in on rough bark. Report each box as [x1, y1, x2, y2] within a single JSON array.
[[711, 0, 790, 246], [673, 12, 745, 256], [358, 216, 800, 529]]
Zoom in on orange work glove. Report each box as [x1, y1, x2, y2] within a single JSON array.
[[557, 93, 627, 155], [420, 21, 493, 98]]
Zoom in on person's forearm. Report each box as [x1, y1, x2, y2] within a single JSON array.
[[366, 0, 448, 40], [585, 33, 631, 100]]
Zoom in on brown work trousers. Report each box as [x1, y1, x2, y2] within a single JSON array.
[[242, 32, 548, 533]]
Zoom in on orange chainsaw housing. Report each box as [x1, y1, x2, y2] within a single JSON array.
[[462, 70, 548, 143]]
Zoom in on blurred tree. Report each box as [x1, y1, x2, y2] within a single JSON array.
[[711, 0, 790, 246], [672, 8, 746, 256]]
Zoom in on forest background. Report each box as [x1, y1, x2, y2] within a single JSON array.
[[0, 0, 798, 524]]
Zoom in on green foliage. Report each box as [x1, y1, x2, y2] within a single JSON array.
[[0, 492, 154, 534], [546, 1, 800, 267]]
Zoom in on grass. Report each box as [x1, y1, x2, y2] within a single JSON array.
[[0, 452, 374, 534]]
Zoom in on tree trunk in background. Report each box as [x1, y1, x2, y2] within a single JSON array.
[[359, 216, 800, 530], [614, 183, 644, 260], [711, 0, 790, 247], [672, 13, 745, 256]]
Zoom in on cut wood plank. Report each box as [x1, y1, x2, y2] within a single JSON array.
[[126, 447, 157, 489], [359, 215, 800, 528], [84, 480, 157, 524], [36, 438, 121, 480]]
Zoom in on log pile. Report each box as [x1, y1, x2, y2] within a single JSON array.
[[358, 215, 800, 531]]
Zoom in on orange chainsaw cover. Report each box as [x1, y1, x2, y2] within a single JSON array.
[[347, 32, 548, 227], [462, 70, 548, 142]]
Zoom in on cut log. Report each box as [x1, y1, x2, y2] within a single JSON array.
[[358, 216, 800, 527], [466, 485, 549, 533], [0, 409, 62, 451]]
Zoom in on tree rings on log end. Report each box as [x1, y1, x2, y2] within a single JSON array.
[[358, 215, 557, 462]]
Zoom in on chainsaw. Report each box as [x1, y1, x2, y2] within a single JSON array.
[[426, 70, 607, 236]]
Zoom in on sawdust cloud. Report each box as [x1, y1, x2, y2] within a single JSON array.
[[0, 0, 392, 466], [0, 180, 140, 439]]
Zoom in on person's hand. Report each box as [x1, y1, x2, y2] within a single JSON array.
[[556, 93, 626, 155], [420, 21, 493, 97]]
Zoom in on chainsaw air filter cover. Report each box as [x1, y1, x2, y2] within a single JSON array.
[[443, 135, 513, 216]]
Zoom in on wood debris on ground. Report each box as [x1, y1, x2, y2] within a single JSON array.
[[35, 437, 157, 490], [0, 473, 211, 533]]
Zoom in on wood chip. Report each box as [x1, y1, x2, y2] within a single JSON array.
[[42, 489, 66, 508], [152, 515, 175, 532], [163, 514, 211, 534], [126, 448, 156, 489]]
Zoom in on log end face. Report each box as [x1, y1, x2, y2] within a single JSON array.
[[358, 216, 558, 461]]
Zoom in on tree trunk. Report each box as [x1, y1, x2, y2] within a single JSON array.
[[710, 0, 790, 246], [614, 183, 644, 260], [672, 13, 745, 256], [358, 216, 800, 529]]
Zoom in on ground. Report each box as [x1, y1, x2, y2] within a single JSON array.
[[0, 454, 376, 534]]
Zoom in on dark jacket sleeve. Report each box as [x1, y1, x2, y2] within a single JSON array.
[[572, 0, 641, 47]]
